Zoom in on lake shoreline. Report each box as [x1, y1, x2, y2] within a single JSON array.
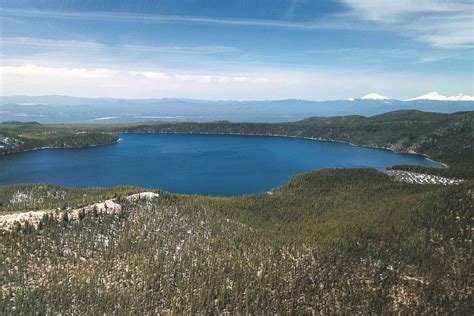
[[0, 132, 442, 195], [0, 139, 119, 157], [119, 131, 449, 168], [0, 130, 447, 168]]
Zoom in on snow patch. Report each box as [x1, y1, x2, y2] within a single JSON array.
[[383, 170, 463, 185], [92, 116, 119, 121]]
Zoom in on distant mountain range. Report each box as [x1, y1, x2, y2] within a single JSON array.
[[1, 94, 473, 124], [404, 92, 474, 102], [357, 92, 474, 101]]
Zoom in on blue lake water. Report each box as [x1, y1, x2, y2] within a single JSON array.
[[0, 133, 440, 195]]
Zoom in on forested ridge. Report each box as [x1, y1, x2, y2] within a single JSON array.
[[0, 122, 118, 155], [1, 170, 472, 313], [1, 110, 473, 313]]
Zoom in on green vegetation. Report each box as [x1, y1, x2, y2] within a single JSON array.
[[0, 122, 118, 155], [1, 110, 473, 313], [0, 184, 144, 215], [1, 170, 472, 313]]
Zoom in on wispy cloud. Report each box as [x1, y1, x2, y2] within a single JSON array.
[[1, 8, 334, 29], [304, 47, 472, 65], [0, 37, 106, 49], [339, 0, 469, 22], [0, 8, 352, 30], [0, 37, 237, 55], [340, 0, 474, 48], [304, 47, 417, 60], [2, 3, 472, 49], [120, 44, 237, 54], [408, 12, 474, 48]]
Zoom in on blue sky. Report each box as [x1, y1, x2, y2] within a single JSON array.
[[1, 0, 473, 100]]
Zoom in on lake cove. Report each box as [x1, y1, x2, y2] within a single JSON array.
[[0, 133, 440, 195]]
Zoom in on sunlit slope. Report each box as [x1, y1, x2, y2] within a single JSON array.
[[1, 169, 472, 313]]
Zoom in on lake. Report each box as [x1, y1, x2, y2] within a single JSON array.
[[0, 133, 440, 195]]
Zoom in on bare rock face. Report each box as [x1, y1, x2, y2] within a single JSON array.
[[0, 192, 159, 229], [387, 139, 419, 154], [67, 199, 123, 221], [0, 210, 50, 228]]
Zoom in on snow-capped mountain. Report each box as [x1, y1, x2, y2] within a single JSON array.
[[405, 92, 448, 101], [360, 93, 390, 100], [405, 92, 474, 101], [446, 93, 474, 101]]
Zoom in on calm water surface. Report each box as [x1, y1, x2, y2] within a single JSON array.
[[0, 133, 439, 195]]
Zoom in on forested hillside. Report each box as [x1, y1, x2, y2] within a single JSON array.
[[0, 122, 118, 155], [1, 169, 472, 313]]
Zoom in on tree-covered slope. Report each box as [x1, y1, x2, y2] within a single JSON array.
[[0, 122, 118, 155], [1, 169, 472, 313]]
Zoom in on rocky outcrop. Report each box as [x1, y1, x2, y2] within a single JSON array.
[[0, 192, 159, 230]]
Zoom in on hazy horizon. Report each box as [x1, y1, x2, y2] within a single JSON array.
[[1, 91, 474, 103]]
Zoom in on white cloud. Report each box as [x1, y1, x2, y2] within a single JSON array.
[[1, 64, 117, 79], [1, 63, 472, 100], [409, 12, 474, 47], [0, 64, 295, 99], [0, 64, 282, 84], [340, 0, 474, 48], [340, 0, 468, 22]]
